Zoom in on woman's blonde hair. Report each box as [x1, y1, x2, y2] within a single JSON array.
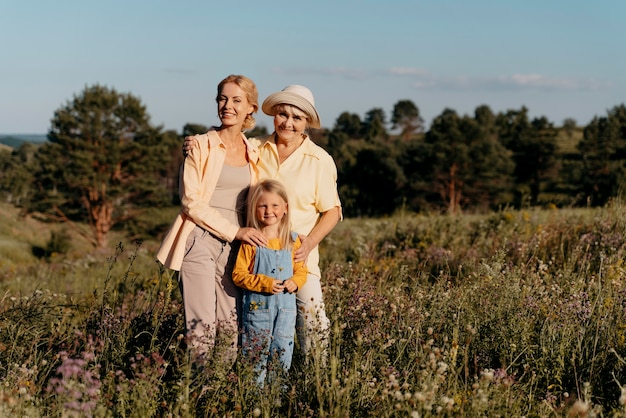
[[216, 74, 259, 130], [246, 179, 293, 250]]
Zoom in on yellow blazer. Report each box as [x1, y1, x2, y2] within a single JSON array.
[[157, 129, 259, 271]]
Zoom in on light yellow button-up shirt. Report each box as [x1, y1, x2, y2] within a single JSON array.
[[250, 134, 342, 278]]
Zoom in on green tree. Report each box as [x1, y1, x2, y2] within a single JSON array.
[[182, 123, 209, 137], [577, 104, 626, 206], [497, 108, 558, 206], [423, 108, 514, 214], [337, 139, 404, 217], [362, 108, 388, 141], [391, 99, 424, 140], [562, 118, 577, 139], [324, 112, 362, 157], [30, 84, 169, 248], [334, 112, 362, 138], [246, 125, 269, 139], [0, 143, 37, 205]]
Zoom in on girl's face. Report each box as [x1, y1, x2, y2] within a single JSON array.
[[217, 82, 253, 128], [273, 106, 308, 143], [255, 191, 287, 227]]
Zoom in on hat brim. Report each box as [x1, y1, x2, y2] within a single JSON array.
[[262, 92, 321, 129]]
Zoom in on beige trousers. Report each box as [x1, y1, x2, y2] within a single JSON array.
[[179, 226, 240, 361], [296, 272, 330, 359]]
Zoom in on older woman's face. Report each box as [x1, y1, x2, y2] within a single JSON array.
[[273, 105, 308, 143]]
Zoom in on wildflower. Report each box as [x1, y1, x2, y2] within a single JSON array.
[[568, 399, 589, 417], [436, 361, 448, 375], [481, 369, 495, 382]]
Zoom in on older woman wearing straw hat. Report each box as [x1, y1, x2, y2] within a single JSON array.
[[183, 84, 341, 360], [255, 85, 341, 359]]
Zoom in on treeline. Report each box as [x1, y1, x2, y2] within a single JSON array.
[[316, 102, 626, 217], [0, 84, 625, 247]]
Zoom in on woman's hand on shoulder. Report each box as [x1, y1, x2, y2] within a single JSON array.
[[182, 136, 199, 157], [236, 227, 268, 247]]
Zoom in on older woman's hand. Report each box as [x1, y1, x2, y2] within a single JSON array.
[[294, 234, 314, 264], [236, 227, 268, 247], [182, 136, 198, 157]]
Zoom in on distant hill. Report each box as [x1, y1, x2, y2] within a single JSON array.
[[0, 134, 47, 148]]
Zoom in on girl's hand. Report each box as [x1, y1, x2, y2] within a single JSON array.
[[271, 279, 285, 294], [282, 279, 298, 293], [236, 227, 268, 247]]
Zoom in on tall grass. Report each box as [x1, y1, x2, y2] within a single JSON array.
[[2, 203, 626, 416]]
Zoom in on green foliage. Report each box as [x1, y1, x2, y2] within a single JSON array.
[[336, 138, 405, 217], [391, 99, 424, 140], [333, 112, 362, 139], [246, 125, 269, 139], [578, 104, 626, 206], [422, 108, 514, 214], [496, 108, 560, 207], [28, 85, 177, 249], [362, 108, 388, 141], [182, 123, 209, 137], [0, 143, 38, 206]]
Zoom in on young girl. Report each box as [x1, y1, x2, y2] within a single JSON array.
[[232, 179, 307, 385]]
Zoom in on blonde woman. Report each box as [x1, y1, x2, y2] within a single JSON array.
[[158, 74, 268, 363]]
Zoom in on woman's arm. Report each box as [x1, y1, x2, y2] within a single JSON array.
[[286, 237, 309, 291], [180, 140, 239, 242], [182, 135, 267, 246], [295, 206, 341, 263]]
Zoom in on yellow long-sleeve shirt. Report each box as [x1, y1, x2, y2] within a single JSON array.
[[232, 237, 308, 293]]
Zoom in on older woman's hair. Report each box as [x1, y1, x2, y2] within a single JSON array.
[[216, 74, 259, 130], [273, 103, 310, 126]]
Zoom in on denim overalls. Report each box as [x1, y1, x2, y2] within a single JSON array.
[[241, 232, 298, 384]]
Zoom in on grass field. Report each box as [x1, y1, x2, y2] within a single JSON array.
[[1, 201, 626, 417]]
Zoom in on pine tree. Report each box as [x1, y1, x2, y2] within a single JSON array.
[[30, 84, 173, 248]]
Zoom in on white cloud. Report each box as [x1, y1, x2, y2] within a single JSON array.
[[388, 67, 430, 77], [271, 66, 366, 80], [271, 66, 612, 92], [386, 67, 612, 91]]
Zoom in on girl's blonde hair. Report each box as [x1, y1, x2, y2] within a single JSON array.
[[216, 74, 259, 130], [247, 179, 293, 250]]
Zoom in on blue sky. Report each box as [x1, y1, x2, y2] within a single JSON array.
[[1, 0, 624, 134]]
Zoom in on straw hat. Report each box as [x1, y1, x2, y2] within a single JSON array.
[[261, 85, 321, 129]]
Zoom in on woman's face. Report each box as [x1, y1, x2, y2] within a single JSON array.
[[273, 105, 308, 143], [217, 82, 253, 128]]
